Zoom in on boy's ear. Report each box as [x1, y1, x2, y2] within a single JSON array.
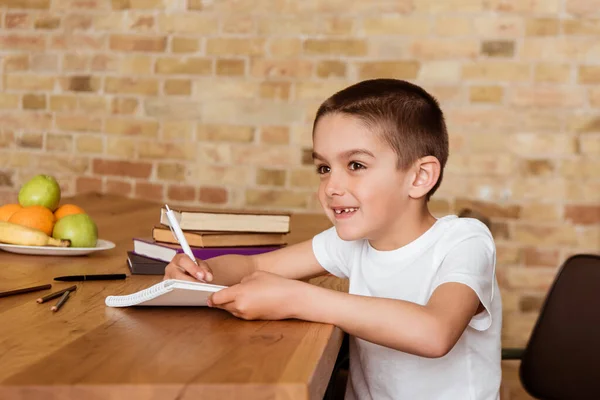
[[408, 156, 441, 199]]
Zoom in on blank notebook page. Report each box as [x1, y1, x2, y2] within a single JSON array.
[[105, 279, 227, 307]]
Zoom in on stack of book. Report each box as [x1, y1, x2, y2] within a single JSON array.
[[127, 207, 291, 275]]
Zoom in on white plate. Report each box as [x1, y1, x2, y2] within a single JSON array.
[[0, 239, 116, 256]]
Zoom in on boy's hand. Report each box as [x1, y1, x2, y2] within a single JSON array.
[[208, 271, 305, 320], [163, 253, 214, 283]]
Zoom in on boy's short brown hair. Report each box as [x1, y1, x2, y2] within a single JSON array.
[[313, 79, 449, 200]]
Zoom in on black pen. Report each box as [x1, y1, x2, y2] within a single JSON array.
[[53, 274, 127, 282]]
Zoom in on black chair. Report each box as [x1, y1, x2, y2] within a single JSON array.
[[502, 254, 600, 399]]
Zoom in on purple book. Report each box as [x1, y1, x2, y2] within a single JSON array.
[[132, 237, 283, 263]]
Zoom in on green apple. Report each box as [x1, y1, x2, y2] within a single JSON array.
[[18, 175, 61, 211], [52, 214, 98, 248]]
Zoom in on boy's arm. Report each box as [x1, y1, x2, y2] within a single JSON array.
[[292, 281, 481, 358], [165, 239, 328, 286]]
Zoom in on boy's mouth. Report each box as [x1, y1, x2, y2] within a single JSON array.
[[332, 207, 359, 217]]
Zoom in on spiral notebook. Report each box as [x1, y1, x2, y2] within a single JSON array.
[[105, 279, 227, 307]]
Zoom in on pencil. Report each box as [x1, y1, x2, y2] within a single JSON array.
[[36, 285, 77, 304], [51, 290, 72, 312], [0, 284, 52, 299]]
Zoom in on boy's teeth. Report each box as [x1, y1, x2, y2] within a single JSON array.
[[334, 208, 357, 214]]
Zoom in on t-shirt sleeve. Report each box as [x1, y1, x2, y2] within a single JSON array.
[[312, 226, 353, 279], [432, 234, 496, 331]]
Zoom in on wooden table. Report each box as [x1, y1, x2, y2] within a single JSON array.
[[0, 193, 345, 400]]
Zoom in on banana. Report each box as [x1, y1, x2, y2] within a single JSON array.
[[0, 221, 70, 247]]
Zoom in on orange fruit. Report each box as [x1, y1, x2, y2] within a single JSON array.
[[0, 204, 22, 222], [8, 205, 55, 236], [54, 204, 85, 221]]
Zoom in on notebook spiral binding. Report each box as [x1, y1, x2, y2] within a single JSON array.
[[105, 280, 174, 307]]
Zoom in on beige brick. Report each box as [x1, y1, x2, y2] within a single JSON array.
[[78, 96, 108, 114], [566, 114, 600, 134], [260, 82, 291, 100], [509, 133, 577, 155], [257, 168, 286, 186], [93, 12, 123, 31], [164, 79, 191, 95], [470, 86, 504, 103], [22, 94, 46, 110], [111, 0, 165, 9], [187, 164, 250, 185], [94, 159, 152, 178], [203, 100, 304, 125], [0, 33, 45, 51], [197, 124, 254, 143], [46, 133, 73, 152], [111, 97, 138, 115], [363, 16, 430, 35], [158, 162, 186, 181], [50, 34, 106, 51], [3, 54, 29, 72], [138, 140, 195, 160], [473, 16, 523, 37], [563, 19, 600, 35], [63, 13, 93, 30], [199, 186, 227, 204], [414, 0, 482, 12], [468, 133, 510, 152], [290, 169, 319, 188], [5, 74, 54, 91], [511, 87, 584, 108], [232, 145, 299, 166], [105, 77, 158, 95], [126, 14, 155, 31], [62, 76, 101, 92], [192, 80, 259, 101], [534, 63, 572, 83], [37, 154, 88, 174], [560, 159, 600, 179], [161, 120, 194, 141], [260, 126, 289, 145], [579, 134, 600, 155], [316, 60, 346, 78], [0, 0, 50, 9], [107, 137, 135, 157], [0, 112, 52, 131], [50, 95, 77, 112], [566, 0, 600, 16], [119, 56, 153, 74], [171, 37, 199, 53], [513, 223, 577, 247], [158, 14, 218, 34], [105, 118, 158, 137], [0, 93, 20, 109], [251, 59, 313, 79], [578, 66, 600, 83], [520, 203, 561, 222], [155, 57, 212, 75], [522, 38, 596, 62], [434, 17, 473, 36], [526, 18, 560, 36], [55, 114, 102, 132], [320, 17, 355, 35], [34, 15, 60, 29], [216, 59, 245, 76], [418, 61, 461, 82], [30, 54, 58, 71], [207, 38, 266, 56], [487, 0, 560, 13], [462, 62, 531, 81], [144, 98, 202, 119], [221, 15, 254, 34], [511, 178, 567, 201], [63, 54, 90, 71], [246, 189, 308, 208], [167, 184, 196, 202], [109, 34, 166, 52], [481, 40, 515, 57], [304, 39, 367, 56], [518, 159, 555, 177], [90, 54, 118, 72], [18, 132, 44, 149], [5, 12, 31, 29], [257, 17, 318, 35], [411, 39, 479, 59], [76, 135, 104, 153], [358, 61, 420, 80], [268, 38, 302, 57], [295, 81, 349, 100]]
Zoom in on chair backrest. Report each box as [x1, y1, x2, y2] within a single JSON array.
[[520, 254, 600, 399]]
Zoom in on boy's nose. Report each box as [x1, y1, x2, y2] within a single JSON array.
[[324, 174, 345, 197]]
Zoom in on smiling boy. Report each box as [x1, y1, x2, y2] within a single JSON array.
[[165, 79, 501, 399]]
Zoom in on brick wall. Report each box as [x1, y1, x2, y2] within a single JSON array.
[[0, 0, 598, 382]]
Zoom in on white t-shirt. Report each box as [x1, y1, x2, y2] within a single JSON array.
[[312, 215, 501, 400]]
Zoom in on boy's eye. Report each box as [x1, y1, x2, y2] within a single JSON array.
[[348, 161, 365, 171], [316, 165, 330, 174]]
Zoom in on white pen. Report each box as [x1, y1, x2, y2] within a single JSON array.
[[164, 204, 198, 266]]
